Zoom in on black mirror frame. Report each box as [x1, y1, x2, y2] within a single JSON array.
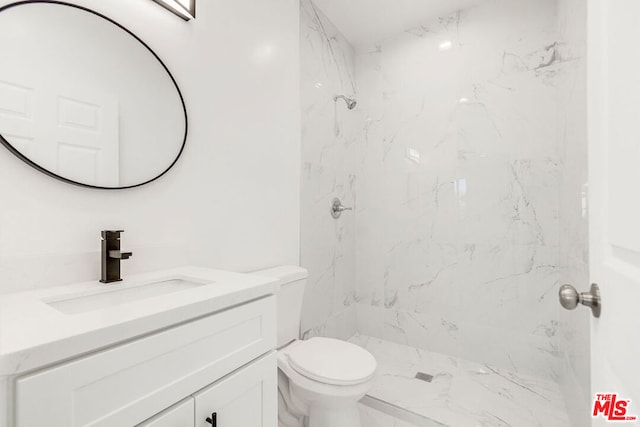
[[0, 0, 188, 190]]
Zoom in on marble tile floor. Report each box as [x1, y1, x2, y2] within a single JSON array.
[[351, 334, 572, 427]]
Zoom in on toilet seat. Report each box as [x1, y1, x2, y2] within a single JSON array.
[[285, 337, 377, 386], [277, 338, 377, 427]]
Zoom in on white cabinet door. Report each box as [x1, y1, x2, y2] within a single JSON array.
[[194, 353, 277, 427], [137, 398, 194, 427]]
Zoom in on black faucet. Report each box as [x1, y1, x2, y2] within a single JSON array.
[[100, 230, 133, 283]]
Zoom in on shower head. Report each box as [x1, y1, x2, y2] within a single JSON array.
[[334, 95, 357, 110]]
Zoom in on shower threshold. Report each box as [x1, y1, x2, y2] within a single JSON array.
[[350, 334, 571, 427]]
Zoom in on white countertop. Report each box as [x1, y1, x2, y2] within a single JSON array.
[[0, 267, 278, 376]]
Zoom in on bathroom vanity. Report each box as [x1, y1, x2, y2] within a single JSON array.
[[0, 267, 279, 427]]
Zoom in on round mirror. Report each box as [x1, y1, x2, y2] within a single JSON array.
[[0, 1, 187, 189]]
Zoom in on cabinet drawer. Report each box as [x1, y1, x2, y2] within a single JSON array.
[[194, 352, 277, 427], [15, 296, 275, 427], [137, 398, 194, 427]]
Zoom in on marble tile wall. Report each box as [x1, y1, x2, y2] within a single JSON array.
[[300, 0, 588, 397], [354, 0, 571, 381], [299, 0, 357, 340], [556, 0, 590, 425]]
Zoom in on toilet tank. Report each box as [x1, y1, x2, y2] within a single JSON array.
[[252, 266, 308, 348]]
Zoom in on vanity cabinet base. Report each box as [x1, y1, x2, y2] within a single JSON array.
[[14, 296, 276, 427]]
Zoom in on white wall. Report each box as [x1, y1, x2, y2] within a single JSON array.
[[299, 0, 357, 339], [0, 0, 300, 294]]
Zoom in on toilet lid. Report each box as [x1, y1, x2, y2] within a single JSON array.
[[286, 337, 377, 386]]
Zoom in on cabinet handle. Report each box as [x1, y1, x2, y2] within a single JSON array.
[[205, 412, 217, 426]]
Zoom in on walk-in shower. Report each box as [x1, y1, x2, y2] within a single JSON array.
[[301, 0, 588, 425]]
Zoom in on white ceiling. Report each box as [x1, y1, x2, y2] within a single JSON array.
[[312, 0, 486, 46]]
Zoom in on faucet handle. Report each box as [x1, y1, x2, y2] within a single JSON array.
[[109, 250, 133, 260]]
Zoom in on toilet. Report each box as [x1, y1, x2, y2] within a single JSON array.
[[254, 266, 377, 427]]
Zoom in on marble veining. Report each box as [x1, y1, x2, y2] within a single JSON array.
[[352, 334, 571, 427], [354, 0, 569, 382], [301, 0, 586, 423], [300, 0, 357, 340]]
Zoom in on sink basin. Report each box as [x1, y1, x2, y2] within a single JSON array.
[[45, 277, 211, 315]]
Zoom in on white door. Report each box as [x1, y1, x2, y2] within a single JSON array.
[[0, 72, 119, 186], [41, 84, 120, 187], [588, 0, 640, 425], [194, 353, 277, 427]]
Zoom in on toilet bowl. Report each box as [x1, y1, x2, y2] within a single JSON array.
[[278, 338, 376, 427], [252, 266, 377, 427]]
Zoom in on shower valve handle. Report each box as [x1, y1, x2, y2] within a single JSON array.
[[331, 198, 352, 219]]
